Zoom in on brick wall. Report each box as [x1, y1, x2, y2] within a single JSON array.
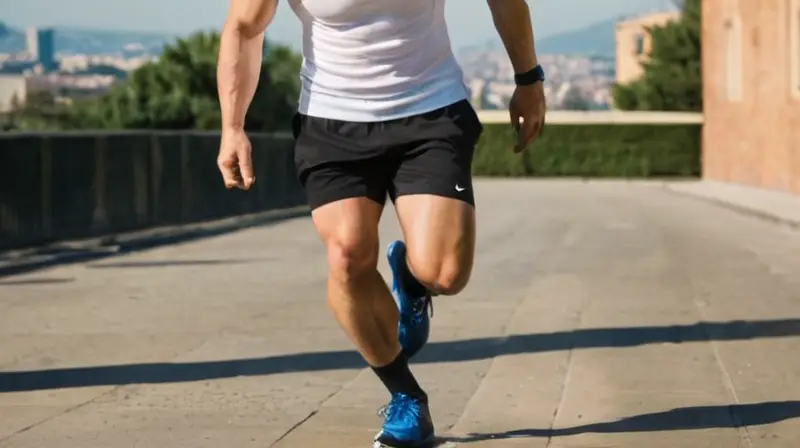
[[703, 0, 800, 193]]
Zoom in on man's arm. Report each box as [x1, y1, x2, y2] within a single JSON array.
[[486, 0, 537, 73], [217, 0, 278, 131], [487, 0, 545, 151]]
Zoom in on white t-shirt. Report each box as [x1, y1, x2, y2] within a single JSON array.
[[287, 0, 469, 122]]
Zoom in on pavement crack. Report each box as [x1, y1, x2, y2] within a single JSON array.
[[544, 346, 575, 448], [544, 306, 586, 448], [0, 385, 122, 444], [268, 408, 320, 447], [706, 333, 754, 448], [268, 369, 366, 447], [0, 336, 239, 444], [441, 291, 529, 436], [685, 270, 754, 448]]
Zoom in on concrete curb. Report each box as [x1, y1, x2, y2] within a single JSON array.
[[0, 205, 310, 278], [661, 182, 800, 229]]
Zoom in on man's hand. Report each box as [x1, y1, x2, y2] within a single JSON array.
[[217, 129, 256, 190], [509, 82, 546, 153]]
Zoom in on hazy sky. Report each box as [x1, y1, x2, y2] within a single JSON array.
[[2, 0, 672, 49]]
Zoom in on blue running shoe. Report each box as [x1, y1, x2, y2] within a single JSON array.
[[387, 240, 432, 359], [374, 393, 435, 448]]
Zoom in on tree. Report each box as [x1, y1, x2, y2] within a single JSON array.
[[6, 90, 86, 131], [562, 86, 591, 111], [74, 31, 302, 131], [612, 0, 701, 111]]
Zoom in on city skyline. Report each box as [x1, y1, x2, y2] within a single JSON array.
[[2, 0, 673, 50]]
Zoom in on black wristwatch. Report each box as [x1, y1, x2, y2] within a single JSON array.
[[514, 65, 546, 86]]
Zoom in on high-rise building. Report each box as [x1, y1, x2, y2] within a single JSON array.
[[25, 27, 57, 73]]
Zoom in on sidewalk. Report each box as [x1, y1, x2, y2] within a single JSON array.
[[0, 206, 310, 278], [664, 180, 800, 228], [3, 180, 800, 447]]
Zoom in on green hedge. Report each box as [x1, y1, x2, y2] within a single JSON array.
[[472, 123, 701, 177]]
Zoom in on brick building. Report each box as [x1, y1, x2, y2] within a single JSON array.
[[703, 0, 800, 193]]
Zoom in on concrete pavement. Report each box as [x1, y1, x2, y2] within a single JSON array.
[[666, 180, 800, 228], [2, 179, 800, 447]]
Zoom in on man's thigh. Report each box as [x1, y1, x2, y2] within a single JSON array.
[[390, 100, 483, 294], [389, 99, 482, 206]]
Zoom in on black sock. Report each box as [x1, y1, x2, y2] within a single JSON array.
[[372, 351, 427, 401]]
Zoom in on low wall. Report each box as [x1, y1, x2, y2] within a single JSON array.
[[473, 111, 703, 178], [0, 112, 704, 251], [0, 132, 305, 251]]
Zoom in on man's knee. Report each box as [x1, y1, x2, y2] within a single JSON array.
[[312, 198, 383, 284], [407, 251, 472, 295], [325, 233, 379, 283]]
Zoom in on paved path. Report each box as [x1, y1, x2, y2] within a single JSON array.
[[2, 180, 800, 448]]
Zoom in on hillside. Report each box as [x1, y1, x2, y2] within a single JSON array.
[[536, 17, 620, 57], [1, 16, 625, 59], [0, 22, 175, 56], [0, 22, 25, 54]]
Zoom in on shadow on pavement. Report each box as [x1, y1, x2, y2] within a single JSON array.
[[2, 318, 800, 393], [439, 401, 800, 442], [85, 258, 273, 269], [0, 207, 309, 278], [0, 277, 75, 286]]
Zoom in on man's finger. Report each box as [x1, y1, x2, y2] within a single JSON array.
[[529, 117, 543, 142], [524, 113, 547, 148], [514, 117, 535, 153], [217, 157, 242, 189], [237, 151, 256, 191], [509, 108, 521, 131], [512, 112, 527, 153], [515, 127, 525, 150]]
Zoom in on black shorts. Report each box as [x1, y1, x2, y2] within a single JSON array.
[[291, 99, 483, 210]]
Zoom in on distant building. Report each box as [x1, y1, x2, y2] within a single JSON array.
[[25, 27, 57, 73], [0, 59, 37, 75], [0, 75, 34, 113], [466, 78, 485, 105], [0, 73, 117, 113], [702, 0, 800, 194], [614, 11, 681, 85]]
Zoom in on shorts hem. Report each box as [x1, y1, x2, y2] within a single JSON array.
[[392, 188, 475, 208], [307, 191, 387, 211]]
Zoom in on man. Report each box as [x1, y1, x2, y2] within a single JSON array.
[[216, 0, 546, 446]]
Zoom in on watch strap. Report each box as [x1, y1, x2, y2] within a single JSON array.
[[514, 65, 546, 86]]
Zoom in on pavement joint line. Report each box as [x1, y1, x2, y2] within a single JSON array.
[[685, 268, 755, 448], [441, 284, 543, 442], [268, 367, 370, 447], [544, 298, 588, 448], [440, 310, 520, 437], [0, 385, 122, 444]]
